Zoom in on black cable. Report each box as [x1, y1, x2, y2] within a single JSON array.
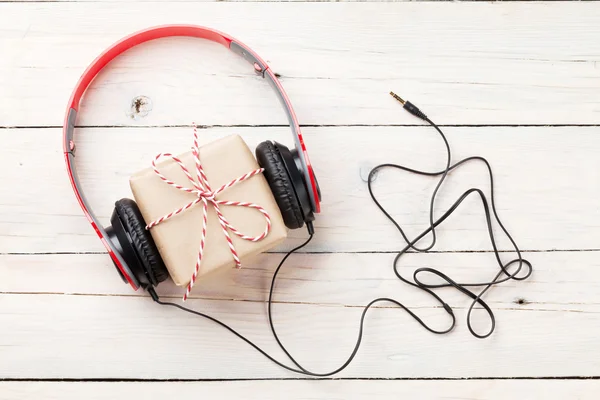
[[376, 92, 532, 339], [148, 236, 315, 376], [149, 93, 532, 375]]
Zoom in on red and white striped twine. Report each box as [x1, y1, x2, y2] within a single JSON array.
[[146, 124, 271, 301]]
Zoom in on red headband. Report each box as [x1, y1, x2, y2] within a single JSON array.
[[63, 25, 320, 289]]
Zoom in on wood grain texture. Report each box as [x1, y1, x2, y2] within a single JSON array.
[[2, 2, 600, 127], [1, 126, 598, 253], [2, 380, 600, 400], [0, 251, 594, 313], [2, 249, 598, 378], [2, 0, 599, 393], [1, 291, 599, 379]]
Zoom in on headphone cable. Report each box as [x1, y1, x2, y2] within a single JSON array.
[[149, 93, 532, 375]]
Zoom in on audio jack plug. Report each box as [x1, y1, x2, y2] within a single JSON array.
[[306, 221, 315, 236], [390, 91, 428, 121]]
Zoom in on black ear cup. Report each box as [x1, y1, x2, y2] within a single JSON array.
[[109, 198, 169, 287], [256, 141, 314, 229]]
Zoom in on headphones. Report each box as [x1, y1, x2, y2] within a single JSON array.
[[61, 26, 533, 377], [62, 25, 321, 291]]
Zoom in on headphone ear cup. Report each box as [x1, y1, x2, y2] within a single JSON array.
[[113, 198, 169, 286], [256, 141, 304, 229]]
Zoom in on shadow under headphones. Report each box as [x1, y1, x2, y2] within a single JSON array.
[[62, 25, 322, 291]]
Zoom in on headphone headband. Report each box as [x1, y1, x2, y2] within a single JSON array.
[[63, 25, 320, 289]]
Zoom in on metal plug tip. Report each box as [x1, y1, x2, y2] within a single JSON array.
[[389, 91, 406, 105]]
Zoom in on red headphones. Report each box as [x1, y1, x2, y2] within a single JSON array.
[[63, 25, 321, 291]]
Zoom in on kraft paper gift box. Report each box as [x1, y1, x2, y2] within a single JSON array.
[[129, 134, 288, 287]]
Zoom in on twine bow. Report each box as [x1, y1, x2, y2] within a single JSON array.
[[146, 125, 271, 301]]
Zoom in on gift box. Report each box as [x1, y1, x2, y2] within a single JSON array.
[[129, 134, 288, 287]]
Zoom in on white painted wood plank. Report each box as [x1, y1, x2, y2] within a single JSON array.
[[2, 380, 600, 400], [1, 126, 598, 253], [0, 251, 595, 314], [0, 291, 598, 379], [2, 2, 599, 126]]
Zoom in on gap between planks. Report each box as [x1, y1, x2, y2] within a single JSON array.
[[4, 124, 600, 129], [3, 376, 600, 382], [0, 293, 593, 316], [3, 248, 600, 255], [1, 380, 600, 400]]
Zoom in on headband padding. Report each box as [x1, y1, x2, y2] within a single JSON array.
[[256, 141, 304, 230]]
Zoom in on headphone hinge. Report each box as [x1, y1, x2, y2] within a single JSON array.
[[64, 108, 77, 156]]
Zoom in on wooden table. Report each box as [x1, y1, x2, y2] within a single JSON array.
[[1, 1, 599, 398]]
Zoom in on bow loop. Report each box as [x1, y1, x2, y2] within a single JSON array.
[[146, 125, 271, 301]]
